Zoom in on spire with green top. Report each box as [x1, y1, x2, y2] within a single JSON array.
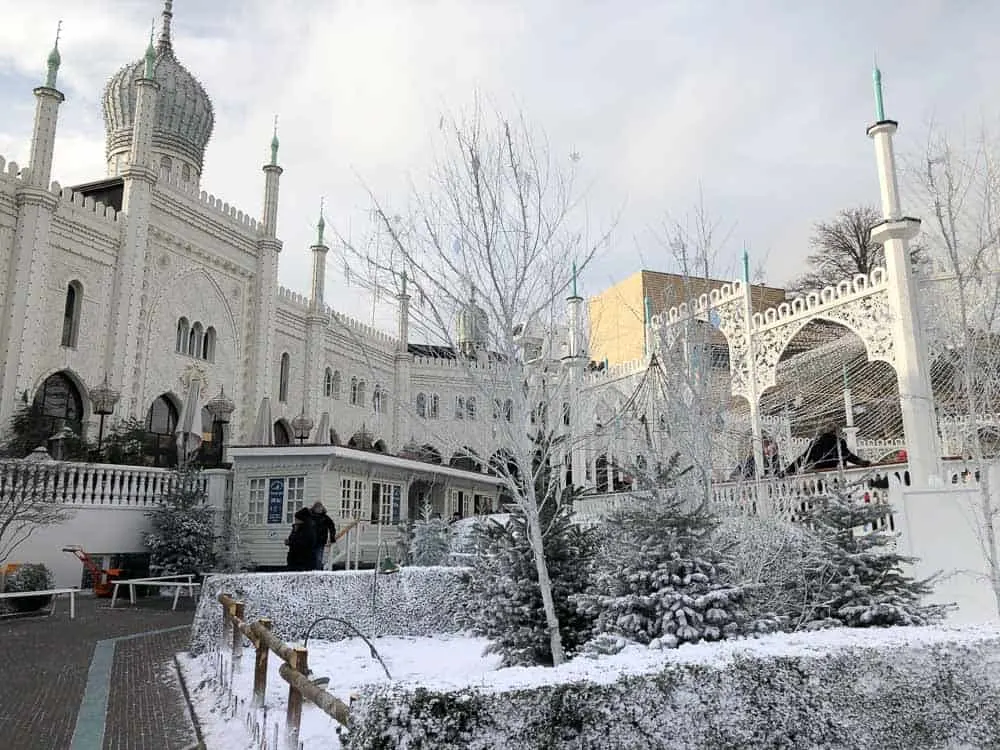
[[742, 244, 750, 284], [571, 261, 578, 297], [143, 22, 157, 79], [270, 115, 280, 165], [317, 197, 326, 245], [643, 295, 652, 324], [45, 20, 62, 88], [873, 61, 886, 121], [400, 269, 408, 296]]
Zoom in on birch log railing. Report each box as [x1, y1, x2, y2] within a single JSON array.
[[218, 592, 351, 749]]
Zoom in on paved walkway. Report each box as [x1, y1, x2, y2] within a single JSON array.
[[0, 593, 199, 750]]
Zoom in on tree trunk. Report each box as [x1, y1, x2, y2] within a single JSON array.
[[523, 496, 565, 665], [977, 470, 1000, 617]]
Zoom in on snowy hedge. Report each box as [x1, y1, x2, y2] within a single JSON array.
[[189, 567, 470, 655], [343, 626, 1000, 749]]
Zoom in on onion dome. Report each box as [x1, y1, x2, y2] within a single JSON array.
[[102, 1, 213, 181]]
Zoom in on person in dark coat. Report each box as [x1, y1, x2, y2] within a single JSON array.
[[309, 502, 337, 570], [788, 425, 871, 473], [285, 507, 317, 571]]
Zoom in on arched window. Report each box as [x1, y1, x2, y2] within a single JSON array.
[[373, 386, 383, 414], [181, 163, 191, 183], [61, 281, 82, 348], [357, 380, 366, 407], [350, 377, 359, 405], [563, 401, 571, 426], [324, 368, 333, 398], [33, 371, 84, 432], [202, 326, 216, 361], [278, 352, 290, 403], [467, 397, 476, 420], [455, 396, 465, 420], [159, 155, 172, 180], [273, 420, 291, 446], [416, 393, 427, 418], [504, 399, 513, 423], [145, 394, 179, 467], [175, 317, 189, 354], [429, 393, 440, 419], [188, 322, 204, 359], [332, 371, 342, 399]]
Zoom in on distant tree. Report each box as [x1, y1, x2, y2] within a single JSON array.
[[409, 502, 451, 566], [145, 468, 216, 575], [788, 206, 886, 295]]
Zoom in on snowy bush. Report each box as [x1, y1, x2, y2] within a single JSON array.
[[342, 626, 1000, 749], [409, 503, 451, 566], [145, 467, 215, 576], [189, 567, 470, 654], [462, 498, 598, 666]]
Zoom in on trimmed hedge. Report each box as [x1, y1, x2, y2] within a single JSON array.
[[342, 626, 1000, 749], [189, 567, 470, 655]]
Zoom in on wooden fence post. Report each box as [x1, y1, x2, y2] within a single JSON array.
[[220, 593, 231, 647], [253, 618, 272, 707], [231, 600, 245, 664], [286, 646, 308, 750]]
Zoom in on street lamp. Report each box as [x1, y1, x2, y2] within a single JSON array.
[[291, 411, 314, 444], [89, 376, 120, 459], [205, 387, 235, 466]]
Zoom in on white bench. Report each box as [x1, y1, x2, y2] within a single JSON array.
[[110, 575, 200, 611], [0, 588, 77, 619]]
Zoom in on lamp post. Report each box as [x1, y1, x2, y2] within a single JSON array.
[[370, 538, 400, 638], [291, 411, 314, 445], [205, 387, 235, 466], [89, 376, 120, 460]]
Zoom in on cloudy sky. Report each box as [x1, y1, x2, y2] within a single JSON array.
[[0, 0, 996, 331]]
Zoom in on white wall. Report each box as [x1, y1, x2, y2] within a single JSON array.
[[8, 507, 152, 588], [894, 471, 1000, 625]]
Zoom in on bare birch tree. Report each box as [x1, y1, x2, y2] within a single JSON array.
[[338, 104, 608, 665], [0, 460, 75, 564], [911, 125, 1000, 615]]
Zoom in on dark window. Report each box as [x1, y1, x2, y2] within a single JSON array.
[[61, 282, 82, 348]]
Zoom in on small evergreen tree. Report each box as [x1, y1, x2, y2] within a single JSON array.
[[793, 492, 949, 628], [410, 503, 451, 566], [1, 403, 90, 460], [577, 456, 756, 650], [145, 467, 216, 575], [464, 487, 598, 667]]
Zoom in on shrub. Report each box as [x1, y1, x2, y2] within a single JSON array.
[[145, 467, 216, 576], [4, 563, 54, 612]]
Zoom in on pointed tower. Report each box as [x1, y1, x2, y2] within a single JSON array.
[[563, 262, 590, 489], [0, 25, 65, 426], [104, 33, 160, 414], [391, 270, 413, 453], [246, 120, 284, 438], [866, 65, 941, 486], [303, 201, 329, 420]]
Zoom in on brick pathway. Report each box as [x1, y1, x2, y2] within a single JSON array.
[[0, 593, 198, 750]]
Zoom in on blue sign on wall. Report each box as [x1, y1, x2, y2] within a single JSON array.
[[267, 478, 285, 524]]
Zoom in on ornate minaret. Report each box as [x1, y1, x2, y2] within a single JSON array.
[[867, 66, 941, 486], [246, 120, 283, 438], [0, 26, 65, 426], [105, 36, 159, 415], [563, 263, 589, 489], [391, 271, 413, 452], [303, 202, 328, 419]]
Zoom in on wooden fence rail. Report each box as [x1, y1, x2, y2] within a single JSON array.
[[218, 592, 352, 748]]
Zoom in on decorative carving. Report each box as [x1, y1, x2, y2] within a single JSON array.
[[179, 363, 208, 393]]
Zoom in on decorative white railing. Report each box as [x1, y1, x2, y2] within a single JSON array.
[[0, 459, 206, 507]]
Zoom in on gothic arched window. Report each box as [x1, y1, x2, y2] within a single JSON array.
[[202, 327, 216, 361], [176, 317, 189, 354], [429, 393, 440, 419], [332, 370, 341, 399], [278, 352, 290, 403], [416, 392, 427, 418], [61, 281, 82, 348], [373, 386, 383, 414], [324, 368, 333, 398], [350, 377, 359, 405]]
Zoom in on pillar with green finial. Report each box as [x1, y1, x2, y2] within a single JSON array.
[[317, 197, 326, 245], [571, 261, 579, 298], [144, 22, 157, 79], [270, 114, 280, 165], [45, 20, 62, 88], [873, 62, 886, 122], [742, 244, 750, 284]]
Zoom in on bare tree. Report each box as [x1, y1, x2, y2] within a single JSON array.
[[339, 103, 608, 665], [787, 206, 886, 296], [0, 460, 75, 565], [912, 125, 1000, 615]]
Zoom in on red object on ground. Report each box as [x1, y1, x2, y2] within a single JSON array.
[[62, 546, 121, 597]]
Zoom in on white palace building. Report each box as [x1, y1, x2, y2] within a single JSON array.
[[2, 3, 999, 621]]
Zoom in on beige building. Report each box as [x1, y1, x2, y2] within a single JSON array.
[[588, 270, 787, 365]]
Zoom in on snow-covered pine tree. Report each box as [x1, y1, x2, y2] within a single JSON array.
[[464, 482, 598, 667], [577, 455, 753, 650], [793, 491, 949, 628], [409, 503, 451, 566], [145, 467, 216, 575]]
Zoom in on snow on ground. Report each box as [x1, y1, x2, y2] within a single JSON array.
[[178, 634, 502, 750]]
